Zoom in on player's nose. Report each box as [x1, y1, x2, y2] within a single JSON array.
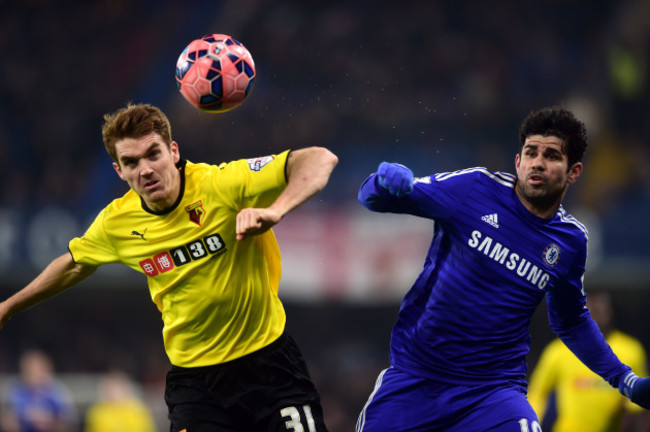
[[530, 155, 546, 170], [139, 162, 154, 176]]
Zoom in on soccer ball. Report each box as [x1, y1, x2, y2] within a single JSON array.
[[175, 34, 256, 113]]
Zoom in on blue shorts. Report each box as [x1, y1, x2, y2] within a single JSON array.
[[356, 367, 542, 432]]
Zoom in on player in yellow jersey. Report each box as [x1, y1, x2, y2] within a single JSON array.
[[84, 370, 157, 432], [528, 290, 650, 431], [0, 103, 338, 432]]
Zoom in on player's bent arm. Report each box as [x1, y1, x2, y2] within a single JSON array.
[[236, 146, 338, 241], [274, 146, 338, 215], [0, 252, 97, 329]]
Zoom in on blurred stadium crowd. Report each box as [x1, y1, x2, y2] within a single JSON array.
[[1, 0, 650, 430]]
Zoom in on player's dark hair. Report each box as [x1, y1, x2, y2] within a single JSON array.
[[102, 103, 173, 164], [518, 107, 587, 169]]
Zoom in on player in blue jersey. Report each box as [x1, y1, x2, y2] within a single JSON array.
[[1, 350, 77, 432], [356, 107, 650, 431]]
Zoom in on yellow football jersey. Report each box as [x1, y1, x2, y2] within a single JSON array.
[[528, 330, 647, 432], [69, 151, 290, 367]]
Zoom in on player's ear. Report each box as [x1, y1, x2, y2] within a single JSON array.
[[112, 162, 126, 181], [170, 141, 180, 163], [514, 153, 521, 170], [567, 162, 582, 184]]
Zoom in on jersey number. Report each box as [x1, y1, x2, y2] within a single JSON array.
[[281, 404, 317, 432], [518, 418, 541, 432]]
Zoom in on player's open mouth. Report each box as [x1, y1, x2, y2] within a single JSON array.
[[144, 180, 160, 190], [528, 174, 545, 185]]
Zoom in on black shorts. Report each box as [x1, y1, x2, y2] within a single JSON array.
[[165, 332, 328, 432]]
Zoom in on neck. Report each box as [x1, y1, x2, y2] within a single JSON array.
[[147, 196, 176, 213], [514, 181, 564, 219]]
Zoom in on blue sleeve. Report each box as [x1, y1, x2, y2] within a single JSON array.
[[546, 251, 630, 387], [358, 173, 399, 212], [358, 170, 474, 219], [551, 308, 630, 387]]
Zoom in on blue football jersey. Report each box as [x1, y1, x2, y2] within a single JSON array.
[[358, 167, 629, 387]]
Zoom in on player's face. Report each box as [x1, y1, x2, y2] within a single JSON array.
[[515, 135, 582, 218], [112, 132, 181, 212]]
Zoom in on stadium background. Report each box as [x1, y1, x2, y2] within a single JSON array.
[[1, 0, 650, 430]]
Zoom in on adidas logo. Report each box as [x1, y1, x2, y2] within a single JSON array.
[[481, 213, 499, 228]]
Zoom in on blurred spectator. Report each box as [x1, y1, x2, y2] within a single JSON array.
[[1, 349, 77, 432], [84, 370, 156, 432], [528, 291, 650, 431]]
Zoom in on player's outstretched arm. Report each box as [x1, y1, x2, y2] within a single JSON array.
[[556, 311, 650, 411], [0, 252, 97, 329], [358, 162, 414, 211], [236, 146, 338, 241], [619, 371, 650, 409]]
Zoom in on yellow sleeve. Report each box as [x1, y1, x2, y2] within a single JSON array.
[[528, 339, 562, 421], [68, 207, 120, 266], [213, 150, 289, 211]]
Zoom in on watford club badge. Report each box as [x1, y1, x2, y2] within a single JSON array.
[[185, 201, 205, 226]]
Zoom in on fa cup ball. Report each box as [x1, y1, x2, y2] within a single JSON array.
[[175, 34, 255, 113]]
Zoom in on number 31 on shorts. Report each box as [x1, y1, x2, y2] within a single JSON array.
[[281, 404, 316, 432]]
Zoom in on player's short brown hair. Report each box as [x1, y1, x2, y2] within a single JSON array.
[[102, 103, 173, 163]]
